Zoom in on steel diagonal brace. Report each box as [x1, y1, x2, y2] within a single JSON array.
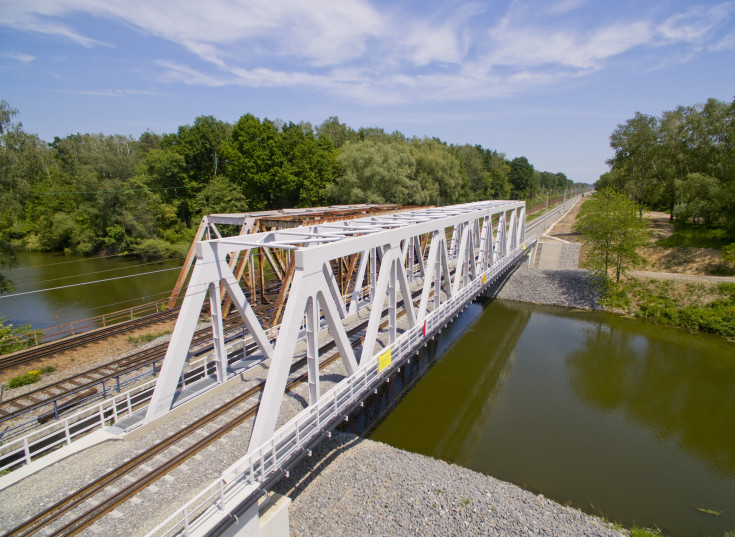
[[359, 244, 402, 364], [416, 232, 442, 322], [322, 263, 348, 319], [144, 258, 210, 423], [348, 250, 369, 316], [248, 269, 358, 452], [452, 224, 473, 295]]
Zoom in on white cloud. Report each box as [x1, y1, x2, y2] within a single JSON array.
[[2, 52, 36, 64], [49, 89, 169, 96], [709, 32, 735, 51], [656, 3, 734, 45], [2, 0, 733, 104], [547, 0, 588, 16]]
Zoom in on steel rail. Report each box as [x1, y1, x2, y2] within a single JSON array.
[[5, 292, 408, 537], [0, 309, 180, 372], [0, 316, 246, 425]]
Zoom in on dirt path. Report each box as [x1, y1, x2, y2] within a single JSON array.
[[629, 271, 735, 283]]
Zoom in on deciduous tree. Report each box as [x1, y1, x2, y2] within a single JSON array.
[[576, 188, 648, 282]]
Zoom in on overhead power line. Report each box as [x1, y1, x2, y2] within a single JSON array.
[[12, 258, 186, 287], [0, 266, 183, 299]]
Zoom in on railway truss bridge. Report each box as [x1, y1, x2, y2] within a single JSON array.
[[143, 199, 537, 536]]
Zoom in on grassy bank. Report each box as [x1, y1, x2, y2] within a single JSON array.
[[600, 278, 735, 339]]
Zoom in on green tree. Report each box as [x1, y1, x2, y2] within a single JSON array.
[[224, 114, 286, 210], [452, 144, 491, 200], [508, 156, 534, 199], [329, 140, 417, 204], [409, 139, 464, 205], [316, 116, 357, 148], [608, 112, 662, 217], [675, 172, 723, 225], [0, 317, 40, 354], [195, 175, 248, 215], [576, 188, 648, 282], [0, 101, 50, 290]]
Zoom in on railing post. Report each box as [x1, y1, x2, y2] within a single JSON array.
[[23, 437, 31, 465], [183, 506, 190, 536]]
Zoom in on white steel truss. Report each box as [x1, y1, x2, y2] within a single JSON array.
[[144, 201, 527, 445], [142, 198, 544, 537]]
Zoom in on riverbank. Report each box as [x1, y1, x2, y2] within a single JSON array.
[[274, 432, 626, 537], [497, 239, 602, 311]]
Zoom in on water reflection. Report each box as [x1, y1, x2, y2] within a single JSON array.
[[567, 318, 735, 478], [0, 251, 182, 328], [370, 299, 735, 537], [370, 300, 530, 460]]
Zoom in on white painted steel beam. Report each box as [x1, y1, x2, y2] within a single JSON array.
[[142, 200, 527, 436]]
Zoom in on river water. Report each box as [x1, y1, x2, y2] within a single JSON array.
[[3, 252, 735, 535], [370, 300, 735, 537], [0, 251, 183, 330]]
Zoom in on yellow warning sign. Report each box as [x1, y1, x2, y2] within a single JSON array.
[[482, 274, 486, 285], [378, 348, 392, 373]]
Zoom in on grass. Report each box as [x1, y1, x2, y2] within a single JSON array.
[[656, 222, 734, 249], [127, 330, 171, 345], [6, 365, 55, 389], [601, 279, 735, 338], [629, 527, 661, 537]]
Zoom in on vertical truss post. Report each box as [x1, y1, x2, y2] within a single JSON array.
[[208, 282, 227, 384], [348, 250, 368, 315], [434, 236, 441, 311], [248, 249, 257, 303], [388, 253, 397, 344], [369, 248, 377, 301], [305, 297, 319, 405]]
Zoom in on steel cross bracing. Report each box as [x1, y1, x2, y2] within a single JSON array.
[[144, 199, 529, 535]]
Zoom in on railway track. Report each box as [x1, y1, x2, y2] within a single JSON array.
[[0, 316, 248, 426], [0, 278, 286, 373], [1, 207, 556, 432], [2, 204, 552, 535], [0, 308, 180, 373], [5, 293, 403, 537]]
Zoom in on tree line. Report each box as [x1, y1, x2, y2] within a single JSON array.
[[0, 101, 581, 291], [598, 97, 735, 229]]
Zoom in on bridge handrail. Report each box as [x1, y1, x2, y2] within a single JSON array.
[[146, 239, 533, 537], [0, 325, 282, 473]]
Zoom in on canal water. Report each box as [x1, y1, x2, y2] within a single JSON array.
[[0, 251, 183, 330], [369, 299, 735, 537]]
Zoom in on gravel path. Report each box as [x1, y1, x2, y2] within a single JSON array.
[[275, 432, 626, 537]]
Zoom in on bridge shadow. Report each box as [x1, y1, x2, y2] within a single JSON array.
[[272, 432, 364, 502]]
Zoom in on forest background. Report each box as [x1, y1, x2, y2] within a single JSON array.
[[599, 97, 735, 234], [0, 100, 580, 294]]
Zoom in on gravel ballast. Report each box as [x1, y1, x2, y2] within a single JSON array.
[[497, 241, 601, 310], [496, 267, 601, 310], [275, 432, 625, 537]]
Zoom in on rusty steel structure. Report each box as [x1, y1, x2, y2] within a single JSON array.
[[165, 205, 423, 323]]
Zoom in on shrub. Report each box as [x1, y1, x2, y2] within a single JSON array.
[[7, 371, 41, 389]]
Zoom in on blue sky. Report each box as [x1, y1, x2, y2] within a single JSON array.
[[1, 0, 734, 183]]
